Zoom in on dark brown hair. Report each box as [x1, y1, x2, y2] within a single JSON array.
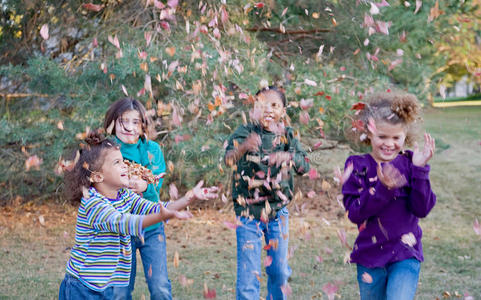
[[349, 91, 421, 147], [103, 98, 155, 140], [64, 130, 119, 202], [255, 85, 287, 107]]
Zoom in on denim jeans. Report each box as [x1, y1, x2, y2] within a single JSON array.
[[113, 223, 171, 300], [357, 258, 421, 300], [59, 273, 114, 300], [236, 207, 291, 300]]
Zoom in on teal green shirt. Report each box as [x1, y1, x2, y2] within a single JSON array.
[[116, 137, 166, 231], [225, 124, 310, 220]]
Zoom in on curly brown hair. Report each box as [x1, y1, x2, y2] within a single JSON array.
[[64, 130, 119, 202], [103, 98, 156, 140], [348, 91, 421, 147]]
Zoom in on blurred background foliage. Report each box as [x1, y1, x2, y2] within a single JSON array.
[[1, 0, 480, 204]]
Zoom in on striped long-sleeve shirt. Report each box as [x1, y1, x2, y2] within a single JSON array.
[[65, 187, 161, 291]]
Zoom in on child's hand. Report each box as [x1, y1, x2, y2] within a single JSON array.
[[241, 133, 261, 153], [377, 163, 407, 190], [172, 210, 193, 220], [268, 151, 292, 167], [190, 180, 219, 203], [412, 133, 435, 167], [128, 175, 148, 194]]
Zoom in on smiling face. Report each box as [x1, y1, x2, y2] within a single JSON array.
[[369, 121, 407, 163], [115, 110, 143, 144], [93, 148, 129, 197], [254, 91, 286, 131]]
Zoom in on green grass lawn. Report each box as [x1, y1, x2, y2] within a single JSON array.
[[0, 107, 480, 299]]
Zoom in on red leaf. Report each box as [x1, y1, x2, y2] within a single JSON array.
[[82, 3, 104, 12], [254, 2, 265, 8], [351, 102, 365, 111], [308, 168, 319, 180], [203, 283, 217, 299], [352, 119, 364, 131], [325, 95, 332, 101], [314, 91, 325, 96]]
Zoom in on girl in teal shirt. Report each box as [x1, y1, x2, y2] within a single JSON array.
[[104, 98, 218, 300]]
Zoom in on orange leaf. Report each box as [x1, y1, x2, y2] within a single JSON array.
[[165, 47, 176, 57]]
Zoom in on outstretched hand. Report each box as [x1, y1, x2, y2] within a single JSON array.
[[412, 133, 435, 167], [377, 162, 407, 190], [171, 210, 193, 220], [190, 180, 219, 203]]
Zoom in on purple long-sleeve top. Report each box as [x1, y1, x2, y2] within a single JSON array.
[[342, 150, 436, 268]]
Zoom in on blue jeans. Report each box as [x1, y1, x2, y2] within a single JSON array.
[[59, 273, 114, 300], [236, 207, 291, 300], [357, 258, 421, 300], [113, 224, 171, 300]]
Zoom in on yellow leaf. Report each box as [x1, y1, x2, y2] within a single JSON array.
[[173, 251, 179, 268]]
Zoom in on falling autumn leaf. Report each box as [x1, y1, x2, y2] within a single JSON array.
[[322, 282, 339, 300], [173, 251, 180, 268], [169, 183, 179, 200], [414, 0, 422, 14], [144, 31, 153, 46], [38, 215, 46, 226], [223, 221, 239, 230], [82, 3, 105, 12], [165, 47, 176, 57], [307, 168, 319, 180], [263, 255, 273, 267], [362, 272, 373, 283], [474, 218, 480, 236], [428, 0, 442, 22], [108, 35, 120, 49], [203, 283, 217, 299], [280, 283, 292, 296], [40, 24, 49, 40], [121, 85, 129, 97], [25, 155, 43, 171]]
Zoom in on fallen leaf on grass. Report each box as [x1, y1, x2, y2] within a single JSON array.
[[179, 275, 194, 287], [322, 282, 339, 300], [203, 283, 216, 299], [473, 218, 480, 236], [38, 215, 46, 226], [173, 251, 179, 268]]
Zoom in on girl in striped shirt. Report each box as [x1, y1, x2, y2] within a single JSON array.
[[58, 131, 216, 299]]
